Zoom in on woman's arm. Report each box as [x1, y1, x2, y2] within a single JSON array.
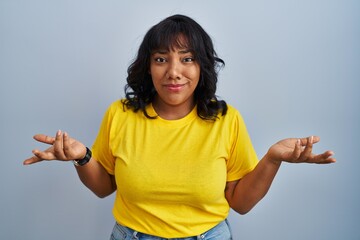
[[225, 136, 336, 214], [23, 130, 116, 198], [73, 157, 116, 198]]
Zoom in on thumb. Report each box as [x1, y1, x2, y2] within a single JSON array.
[[23, 155, 43, 165]]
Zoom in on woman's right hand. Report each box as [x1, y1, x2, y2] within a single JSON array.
[[23, 130, 87, 165]]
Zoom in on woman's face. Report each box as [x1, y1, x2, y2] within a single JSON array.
[[149, 46, 200, 116]]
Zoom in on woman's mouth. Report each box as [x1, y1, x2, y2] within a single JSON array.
[[164, 84, 185, 91]]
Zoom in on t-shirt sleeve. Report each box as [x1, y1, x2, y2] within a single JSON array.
[[226, 110, 259, 182], [91, 102, 117, 175]]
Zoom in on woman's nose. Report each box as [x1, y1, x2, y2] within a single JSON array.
[[166, 61, 182, 80]]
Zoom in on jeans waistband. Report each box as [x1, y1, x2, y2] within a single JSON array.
[[110, 219, 232, 240]]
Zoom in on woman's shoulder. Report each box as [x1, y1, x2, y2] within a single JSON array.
[[218, 103, 247, 125], [105, 99, 123, 113], [102, 99, 131, 119], [224, 103, 241, 117], [107, 98, 149, 117]]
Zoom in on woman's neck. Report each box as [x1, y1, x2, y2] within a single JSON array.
[[152, 97, 195, 120]]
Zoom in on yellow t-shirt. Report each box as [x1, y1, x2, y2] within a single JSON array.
[[92, 100, 258, 238]]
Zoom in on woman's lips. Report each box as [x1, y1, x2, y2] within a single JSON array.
[[164, 84, 185, 91]]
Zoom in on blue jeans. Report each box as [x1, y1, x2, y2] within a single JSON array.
[[110, 219, 233, 240]]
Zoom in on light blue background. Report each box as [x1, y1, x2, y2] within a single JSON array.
[[1, 0, 359, 239]]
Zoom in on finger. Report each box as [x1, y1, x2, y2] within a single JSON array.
[[290, 139, 302, 161], [23, 155, 43, 165], [23, 148, 55, 165], [298, 136, 319, 146], [311, 150, 336, 164], [33, 134, 55, 145], [298, 136, 314, 162], [312, 136, 320, 144], [63, 132, 73, 159], [53, 130, 66, 159], [32, 149, 56, 160]]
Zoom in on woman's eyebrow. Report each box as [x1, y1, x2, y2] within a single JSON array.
[[178, 49, 191, 54], [153, 49, 168, 54], [152, 49, 192, 54]]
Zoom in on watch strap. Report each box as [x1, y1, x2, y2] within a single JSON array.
[[73, 147, 92, 166]]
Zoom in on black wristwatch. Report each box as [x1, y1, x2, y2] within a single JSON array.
[[73, 147, 92, 166]]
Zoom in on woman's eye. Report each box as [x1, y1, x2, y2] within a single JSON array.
[[155, 57, 166, 63], [183, 57, 194, 62]]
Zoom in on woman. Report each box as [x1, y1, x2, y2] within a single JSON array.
[[23, 15, 335, 240]]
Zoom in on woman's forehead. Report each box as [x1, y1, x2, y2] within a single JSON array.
[[152, 33, 191, 51]]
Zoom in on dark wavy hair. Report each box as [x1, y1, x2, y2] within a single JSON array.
[[123, 14, 227, 120]]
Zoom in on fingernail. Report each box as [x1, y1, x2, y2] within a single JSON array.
[[310, 136, 313, 143]]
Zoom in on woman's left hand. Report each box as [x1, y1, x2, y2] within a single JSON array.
[[267, 136, 336, 164]]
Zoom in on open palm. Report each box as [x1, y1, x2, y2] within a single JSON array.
[[267, 136, 335, 164]]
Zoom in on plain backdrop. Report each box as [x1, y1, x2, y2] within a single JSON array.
[[1, 0, 359, 239]]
